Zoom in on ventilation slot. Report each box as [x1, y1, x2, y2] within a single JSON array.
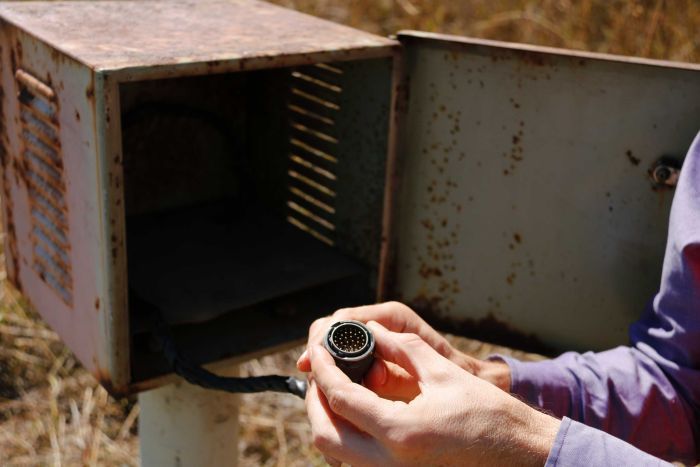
[[16, 69, 73, 306], [286, 63, 342, 246]]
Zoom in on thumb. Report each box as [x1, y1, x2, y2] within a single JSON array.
[[364, 358, 420, 401], [296, 349, 310, 372], [366, 321, 452, 384]]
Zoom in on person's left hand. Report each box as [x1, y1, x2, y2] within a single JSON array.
[[306, 321, 560, 466]]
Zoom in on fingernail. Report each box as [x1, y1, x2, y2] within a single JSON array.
[[377, 360, 387, 385], [296, 349, 308, 366]]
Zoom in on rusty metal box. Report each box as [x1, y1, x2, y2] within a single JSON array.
[[0, 0, 397, 393], [2, 1, 700, 395]]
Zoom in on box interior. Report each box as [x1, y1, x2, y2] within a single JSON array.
[[120, 59, 392, 381]]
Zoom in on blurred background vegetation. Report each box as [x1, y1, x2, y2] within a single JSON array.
[[0, 0, 697, 465], [272, 0, 700, 63]]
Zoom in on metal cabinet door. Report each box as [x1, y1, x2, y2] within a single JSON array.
[[0, 22, 122, 389], [386, 31, 700, 352]]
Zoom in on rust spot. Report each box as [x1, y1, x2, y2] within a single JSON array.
[[420, 219, 435, 231], [93, 367, 128, 398], [409, 296, 554, 355], [506, 273, 516, 285], [513, 233, 522, 244], [14, 39, 23, 62], [625, 150, 640, 166], [517, 51, 549, 67], [95, 297, 100, 310], [85, 84, 95, 101], [0, 72, 20, 290], [74, 109, 80, 121], [419, 264, 443, 279]]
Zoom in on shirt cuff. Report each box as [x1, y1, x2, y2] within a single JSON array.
[[487, 354, 574, 416], [545, 417, 672, 466], [487, 354, 530, 394]]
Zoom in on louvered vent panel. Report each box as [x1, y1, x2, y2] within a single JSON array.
[[16, 70, 73, 305], [286, 63, 342, 246]]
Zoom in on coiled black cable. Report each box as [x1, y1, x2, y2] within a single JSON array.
[[136, 291, 307, 399]]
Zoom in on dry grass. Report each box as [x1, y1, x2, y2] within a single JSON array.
[[0, 285, 138, 465], [270, 0, 700, 63], [1, 0, 698, 465], [0, 277, 542, 466]]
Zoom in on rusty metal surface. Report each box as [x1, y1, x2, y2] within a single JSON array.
[[0, 24, 118, 389], [16, 67, 74, 306], [0, 0, 399, 395], [389, 32, 700, 352], [333, 57, 394, 270], [0, 0, 398, 393], [0, 0, 397, 79]]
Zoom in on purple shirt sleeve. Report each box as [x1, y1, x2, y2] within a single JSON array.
[[498, 131, 700, 464], [545, 418, 671, 466]]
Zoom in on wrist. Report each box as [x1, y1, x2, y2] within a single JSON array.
[[516, 404, 560, 465], [475, 359, 512, 392], [496, 399, 560, 467]]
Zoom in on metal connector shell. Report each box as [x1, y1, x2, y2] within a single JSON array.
[[324, 320, 375, 383]]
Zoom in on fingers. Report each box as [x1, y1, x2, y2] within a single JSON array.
[[366, 321, 452, 384], [346, 302, 455, 359], [306, 380, 385, 466], [309, 344, 395, 440], [364, 359, 420, 401], [297, 315, 333, 372], [298, 301, 455, 372], [297, 349, 311, 372]]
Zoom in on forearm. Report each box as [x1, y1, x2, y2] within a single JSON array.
[[473, 357, 511, 392], [547, 417, 672, 466], [454, 350, 674, 466], [494, 398, 560, 467], [489, 347, 697, 463]]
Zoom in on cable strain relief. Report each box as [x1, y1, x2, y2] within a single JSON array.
[[285, 377, 308, 399]]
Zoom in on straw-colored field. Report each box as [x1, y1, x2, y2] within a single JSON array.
[[271, 0, 700, 62], [0, 1, 696, 465]]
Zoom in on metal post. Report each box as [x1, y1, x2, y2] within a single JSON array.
[[138, 366, 239, 467]]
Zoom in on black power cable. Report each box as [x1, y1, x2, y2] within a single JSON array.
[[135, 293, 376, 398], [123, 102, 303, 397], [136, 291, 308, 399]]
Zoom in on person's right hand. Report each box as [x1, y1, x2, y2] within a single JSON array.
[[305, 321, 559, 466], [296, 302, 511, 397]]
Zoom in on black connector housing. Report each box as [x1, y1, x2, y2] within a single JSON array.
[[324, 320, 375, 383]]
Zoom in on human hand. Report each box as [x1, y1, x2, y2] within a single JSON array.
[[306, 321, 559, 466], [297, 302, 511, 395]]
